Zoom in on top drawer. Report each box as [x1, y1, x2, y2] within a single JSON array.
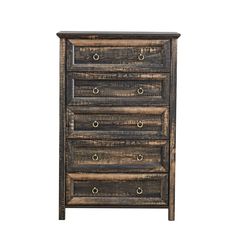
[[67, 39, 170, 72]]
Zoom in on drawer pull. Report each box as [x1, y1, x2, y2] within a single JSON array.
[[137, 154, 144, 161], [137, 87, 144, 95], [92, 187, 99, 194], [92, 154, 99, 161], [92, 121, 99, 128], [138, 53, 145, 61], [137, 121, 143, 128], [93, 53, 100, 61], [136, 187, 143, 195], [93, 87, 99, 94]]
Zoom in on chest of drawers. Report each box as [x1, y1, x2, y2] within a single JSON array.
[[57, 31, 180, 220]]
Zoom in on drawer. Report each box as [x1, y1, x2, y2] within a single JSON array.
[[67, 73, 169, 106], [66, 173, 168, 206], [66, 107, 169, 139], [67, 139, 169, 172], [67, 39, 170, 72]]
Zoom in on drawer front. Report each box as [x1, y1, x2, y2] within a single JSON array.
[[67, 39, 170, 72], [67, 139, 169, 172], [66, 173, 168, 206], [67, 73, 169, 106], [66, 107, 169, 139]]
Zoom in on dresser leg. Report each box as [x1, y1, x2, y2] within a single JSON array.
[[168, 206, 175, 221], [59, 206, 65, 220], [59, 171, 65, 220]]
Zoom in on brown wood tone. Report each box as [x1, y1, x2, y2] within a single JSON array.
[[66, 107, 169, 139], [67, 39, 170, 72], [67, 73, 169, 106], [168, 39, 177, 221], [59, 38, 66, 220], [57, 31, 180, 220], [67, 139, 169, 172], [66, 173, 168, 206], [57, 31, 181, 39]]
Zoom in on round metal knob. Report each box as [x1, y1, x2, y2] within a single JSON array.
[[92, 154, 99, 161], [136, 187, 143, 195], [137, 87, 144, 95], [93, 87, 99, 94], [92, 121, 99, 128], [137, 154, 144, 161], [93, 53, 100, 61], [138, 53, 144, 61], [137, 121, 143, 128], [92, 187, 98, 194]]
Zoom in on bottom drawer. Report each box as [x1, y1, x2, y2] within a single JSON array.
[[66, 173, 168, 206]]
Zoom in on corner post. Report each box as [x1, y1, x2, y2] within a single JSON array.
[[168, 38, 177, 221], [59, 38, 66, 220]]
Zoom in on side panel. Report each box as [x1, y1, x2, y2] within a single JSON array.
[[168, 39, 177, 221], [59, 38, 66, 220]]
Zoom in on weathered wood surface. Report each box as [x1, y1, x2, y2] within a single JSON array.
[[73, 80, 162, 97], [67, 139, 169, 172], [66, 197, 168, 207], [67, 39, 170, 72], [57, 31, 181, 39], [65, 139, 167, 147], [67, 73, 169, 106], [67, 72, 169, 80], [66, 173, 168, 206], [67, 131, 168, 140], [69, 39, 170, 46], [168, 39, 177, 221], [59, 38, 66, 220], [67, 72, 169, 106], [74, 46, 165, 64], [73, 114, 162, 131], [66, 106, 169, 139], [73, 180, 162, 197], [57, 32, 179, 220], [67, 97, 169, 107]]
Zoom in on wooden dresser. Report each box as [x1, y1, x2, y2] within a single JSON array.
[[57, 31, 180, 220]]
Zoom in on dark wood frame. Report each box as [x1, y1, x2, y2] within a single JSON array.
[[58, 32, 180, 221], [169, 39, 177, 221], [59, 38, 66, 220]]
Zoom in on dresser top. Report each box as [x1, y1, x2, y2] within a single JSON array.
[[57, 31, 181, 39]]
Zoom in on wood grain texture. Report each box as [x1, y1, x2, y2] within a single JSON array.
[[66, 173, 168, 206], [67, 131, 168, 140], [66, 107, 169, 139], [74, 80, 162, 97], [57, 32, 180, 220], [168, 39, 177, 221], [59, 38, 66, 220], [65, 139, 168, 147], [67, 72, 169, 106], [67, 39, 170, 72], [66, 198, 168, 207], [57, 31, 181, 39], [67, 72, 169, 80], [67, 139, 169, 172], [69, 39, 170, 46]]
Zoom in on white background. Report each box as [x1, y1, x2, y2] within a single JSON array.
[[0, 0, 236, 235]]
